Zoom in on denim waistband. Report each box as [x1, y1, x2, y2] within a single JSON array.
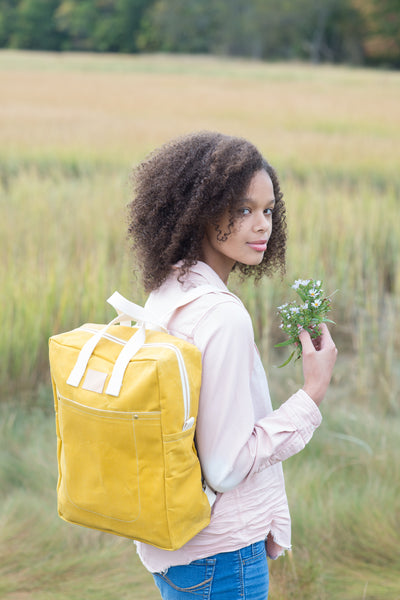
[[206, 539, 265, 563]]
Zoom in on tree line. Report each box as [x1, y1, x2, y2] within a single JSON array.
[[0, 0, 399, 68]]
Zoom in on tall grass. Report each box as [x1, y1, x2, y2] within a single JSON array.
[[268, 404, 400, 600], [1, 169, 138, 389], [2, 167, 399, 406], [1, 51, 399, 599], [1, 51, 399, 401], [1, 394, 399, 599], [0, 398, 158, 600]]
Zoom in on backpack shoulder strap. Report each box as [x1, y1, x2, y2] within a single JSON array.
[[148, 284, 240, 328], [108, 286, 236, 328]]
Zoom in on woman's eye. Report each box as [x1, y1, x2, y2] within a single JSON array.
[[264, 208, 273, 215], [239, 207, 250, 216]]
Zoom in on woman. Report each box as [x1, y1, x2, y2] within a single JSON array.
[[128, 131, 337, 599]]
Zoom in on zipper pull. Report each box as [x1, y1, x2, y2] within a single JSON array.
[[183, 417, 195, 431]]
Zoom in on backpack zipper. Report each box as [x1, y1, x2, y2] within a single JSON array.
[[78, 326, 193, 431], [57, 389, 160, 420]]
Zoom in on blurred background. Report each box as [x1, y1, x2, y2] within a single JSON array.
[[1, 1, 399, 599], [1, 0, 400, 67]]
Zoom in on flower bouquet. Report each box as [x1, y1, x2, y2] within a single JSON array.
[[275, 279, 335, 367]]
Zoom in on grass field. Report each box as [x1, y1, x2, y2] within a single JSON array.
[[1, 50, 400, 599]]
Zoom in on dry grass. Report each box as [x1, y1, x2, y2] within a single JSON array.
[[1, 50, 400, 599], [1, 51, 399, 176], [1, 50, 399, 400]]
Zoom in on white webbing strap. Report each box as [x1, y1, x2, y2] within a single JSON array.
[[67, 286, 235, 396], [67, 294, 170, 394], [147, 284, 235, 327], [67, 313, 126, 388], [107, 292, 166, 332], [104, 287, 219, 397], [204, 482, 217, 508], [105, 323, 146, 397]]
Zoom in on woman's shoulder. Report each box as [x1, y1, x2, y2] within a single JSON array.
[[164, 287, 254, 347], [191, 293, 253, 339], [146, 262, 253, 339]]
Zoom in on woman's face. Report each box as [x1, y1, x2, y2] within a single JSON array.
[[201, 169, 275, 283]]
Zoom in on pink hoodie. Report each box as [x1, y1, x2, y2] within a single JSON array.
[[136, 261, 322, 573]]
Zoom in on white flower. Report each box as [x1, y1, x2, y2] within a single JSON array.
[[277, 303, 289, 311], [311, 299, 322, 308], [309, 288, 319, 298], [290, 306, 300, 314], [292, 278, 310, 290]]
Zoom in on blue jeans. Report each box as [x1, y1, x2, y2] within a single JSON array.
[[153, 540, 269, 599]]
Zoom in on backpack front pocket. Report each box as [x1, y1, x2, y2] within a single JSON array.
[[58, 395, 147, 523]]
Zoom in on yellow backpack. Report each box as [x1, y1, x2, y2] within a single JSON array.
[[49, 289, 217, 551]]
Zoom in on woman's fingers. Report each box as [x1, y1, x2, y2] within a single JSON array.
[[298, 327, 314, 353], [300, 324, 337, 406]]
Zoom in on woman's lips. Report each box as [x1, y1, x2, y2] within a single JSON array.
[[247, 241, 267, 252]]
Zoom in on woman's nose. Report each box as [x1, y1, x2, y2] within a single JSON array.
[[254, 213, 271, 232]]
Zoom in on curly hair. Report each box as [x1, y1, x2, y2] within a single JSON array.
[[128, 131, 287, 292]]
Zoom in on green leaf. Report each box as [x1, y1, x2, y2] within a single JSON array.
[[274, 338, 296, 348], [277, 350, 296, 368], [296, 290, 307, 302]]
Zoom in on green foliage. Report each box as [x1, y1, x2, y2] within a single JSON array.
[[139, 0, 366, 62], [275, 279, 335, 366], [55, 0, 153, 52], [0, 1, 16, 47], [0, 0, 155, 52], [0, 0, 399, 66], [54, 0, 98, 50], [137, 0, 220, 54], [112, 0, 154, 53], [365, 0, 400, 66], [9, 0, 64, 50]]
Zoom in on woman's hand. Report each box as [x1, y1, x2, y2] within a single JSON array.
[[299, 323, 337, 406]]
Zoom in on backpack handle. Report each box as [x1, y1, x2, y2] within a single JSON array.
[[103, 288, 224, 397], [107, 292, 167, 331], [67, 286, 231, 397], [66, 312, 143, 389]]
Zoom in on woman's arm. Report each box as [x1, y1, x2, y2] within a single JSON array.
[[193, 302, 336, 493]]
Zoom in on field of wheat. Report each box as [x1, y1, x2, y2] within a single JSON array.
[[1, 50, 399, 599]]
